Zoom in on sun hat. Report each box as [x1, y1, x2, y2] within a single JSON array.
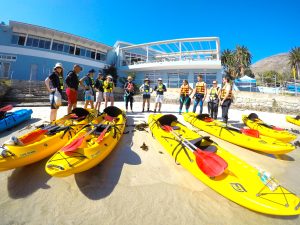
[[144, 77, 149, 81], [157, 78, 162, 81], [212, 80, 217, 84], [107, 75, 113, 79], [54, 62, 63, 69]]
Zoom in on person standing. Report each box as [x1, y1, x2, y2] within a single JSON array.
[[124, 76, 135, 112], [94, 72, 104, 112], [80, 69, 95, 109], [65, 64, 82, 114], [219, 76, 233, 124], [207, 80, 220, 119], [192, 75, 207, 114], [154, 78, 167, 113], [139, 77, 152, 112], [45, 62, 64, 122], [179, 79, 193, 114], [103, 75, 115, 108]]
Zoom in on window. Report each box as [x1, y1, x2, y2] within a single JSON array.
[[80, 48, 86, 56], [26, 37, 33, 46], [38, 40, 45, 48], [75, 47, 81, 56], [91, 51, 96, 59], [52, 41, 63, 52], [45, 41, 51, 49], [86, 49, 91, 58], [57, 43, 63, 51], [63, 44, 69, 53], [168, 73, 179, 88], [100, 53, 106, 61], [69, 45, 75, 54], [32, 38, 39, 47], [18, 36, 26, 46], [96, 52, 101, 60]]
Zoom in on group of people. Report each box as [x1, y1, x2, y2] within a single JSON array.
[[178, 75, 233, 123], [45, 62, 233, 124], [45, 62, 115, 121]]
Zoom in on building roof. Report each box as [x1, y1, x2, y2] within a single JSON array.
[[9, 20, 112, 52]]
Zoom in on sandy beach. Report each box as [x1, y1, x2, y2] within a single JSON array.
[[0, 102, 300, 225]]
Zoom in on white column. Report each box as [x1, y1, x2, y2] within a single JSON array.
[[216, 39, 220, 60], [50, 38, 53, 50], [24, 33, 28, 46], [179, 42, 182, 61], [146, 46, 149, 62]]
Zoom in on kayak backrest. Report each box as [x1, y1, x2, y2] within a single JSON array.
[[72, 108, 90, 118], [196, 114, 210, 120], [241, 128, 260, 138], [248, 113, 259, 121], [104, 106, 123, 117], [295, 115, 300, 120], [157, 114, 178, 126]]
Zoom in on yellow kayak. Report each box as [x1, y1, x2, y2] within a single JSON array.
[[286, 115, 300, 126], [45, 106, 126, 177], [149, 114, 300, 215], [0, 108, 97, 171], [184, 113, 295, 154], [242, 113, 297, 142]]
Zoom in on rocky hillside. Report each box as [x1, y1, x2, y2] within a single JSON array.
[[251, 53, 291, 76]]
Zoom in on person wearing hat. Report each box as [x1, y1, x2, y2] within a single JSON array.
[[80, 69, 95, 109], [94, 72, 104, 112], [179, 79, 193, 114], [45, 62, 64, 121], [139, 77, 152, 112], [65, 64, 82, 114], [103, 75, 115, 108], [192, 74, 207, 114], [124, 76, 136, 112], [153, 78, 167, 113], [207, 80, 220, 119]]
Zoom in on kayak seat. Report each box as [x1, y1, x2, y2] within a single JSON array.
[[94, 124, 109, 135], [248, 113, 259, 121], [296, 115, 300, 120], [157, 114, 178, 126], [189, 136, 217, 153], [196, 114, 211, 121]]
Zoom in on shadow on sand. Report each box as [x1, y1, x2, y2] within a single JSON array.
[[7, 158, 51, 199], [74, 115, 141, 200], [0, 118, 41, 138]]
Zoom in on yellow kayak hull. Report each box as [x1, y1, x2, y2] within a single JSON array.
[[45, 107, 126, 177], [242, 115, 297, 142], [149, 114, 300, 215], [184, 113, 295, 154], [286, 116, 300, 126], [0, 109, 97, 171]]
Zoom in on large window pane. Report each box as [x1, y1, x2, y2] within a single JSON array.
[[26, 37, 33, 46], [38, 40, 45, 48], [18, 36, 26, 46], [96, 52, 100, 60], [86, 50, 91, 58], [91, 51, 96, 59], [63, 44, 69, 53], [69, 45, 75, 54], [80, 48, 86, 56], [100, 53, 106, 61], [32, 38, 39, 47], [75, 47, 81, 55], [57, 43, 63, 51], [45, 41, 51, 49]]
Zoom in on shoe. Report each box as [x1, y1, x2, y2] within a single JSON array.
[[142, 109, 144, 112], [154, 109, 156, 113], [131, 110, 133, 113], [158, 110, 161, 113], [147, 109, 150, 112]]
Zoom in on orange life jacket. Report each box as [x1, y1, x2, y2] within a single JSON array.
[[221, 84, 232, 100], [180, 85, 190, 95], [196, 82, 205, 94]]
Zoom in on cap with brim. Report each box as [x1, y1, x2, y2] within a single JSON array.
[[54, 62, 63, 69], [158, 78, 162, 81], [107, 75, 113, 79], [213, 81, 217, 84], [144, 78, 149, 81], [74, 64, 82, 70], [88, 69, 95, 73]]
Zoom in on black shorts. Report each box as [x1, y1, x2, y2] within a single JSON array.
[[143, 94, 150, 99]]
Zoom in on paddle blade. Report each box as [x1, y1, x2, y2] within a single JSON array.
[[61, 136, 84, 152], [20, 129, 48, 144], [204, 118, 214, 122], [241, 128, 260, 138], [0, 104, 13, 112], [96, 126, 109, 143], [194, 150, 228, 177], [162, 125, 173, 132], [272, 126, 284, 131]]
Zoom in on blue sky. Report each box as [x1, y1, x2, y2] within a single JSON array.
[[1, 0, 299, 63]]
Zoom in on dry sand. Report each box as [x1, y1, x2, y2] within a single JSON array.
[[0, 101, 300, 225]]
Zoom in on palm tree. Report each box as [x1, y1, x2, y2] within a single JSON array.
[[221, 49, 236, 77], [235, 45, 252, 77], [288, 47, 300, 80]]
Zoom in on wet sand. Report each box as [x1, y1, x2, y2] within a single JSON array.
[[0, 102, 299, 225]]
